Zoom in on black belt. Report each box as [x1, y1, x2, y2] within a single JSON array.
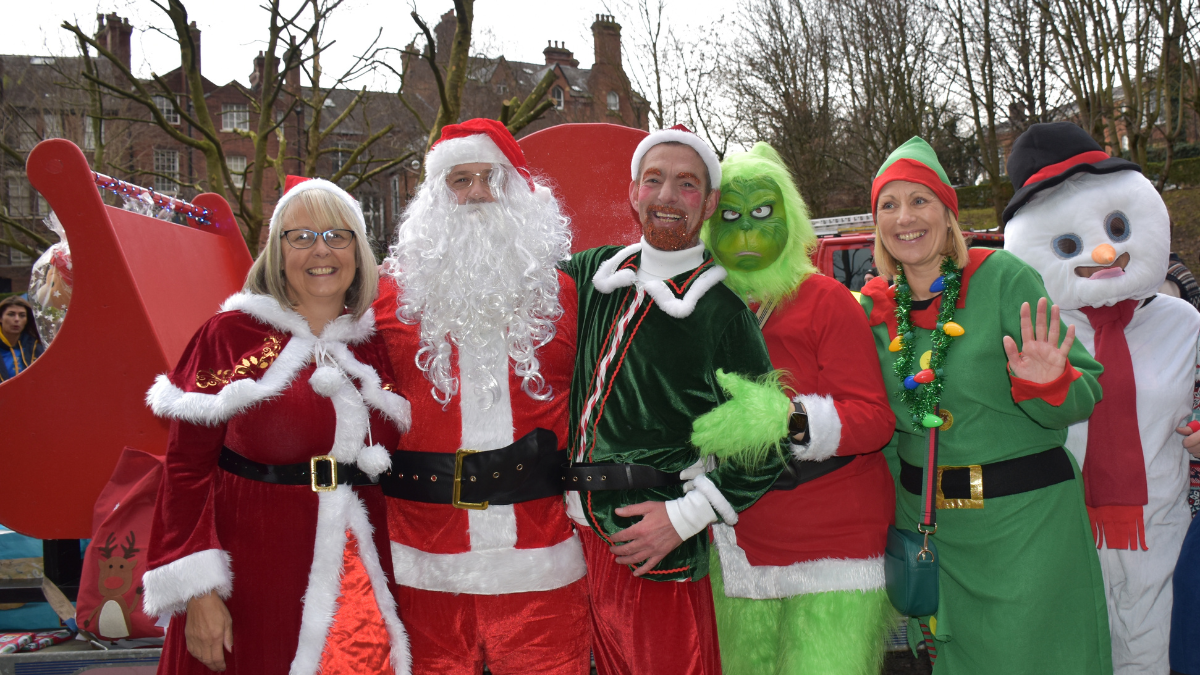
[[770, 454, 855, 491], [564, 462, 684, 491], [218, 447, 376, 491], [381, 428, 564, 509], [899, 446, 1074, 508]]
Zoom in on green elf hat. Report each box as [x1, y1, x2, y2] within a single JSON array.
[[870, 137, 959, 218]]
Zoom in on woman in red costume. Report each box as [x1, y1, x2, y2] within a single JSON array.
[[142, 178, 413, 675]]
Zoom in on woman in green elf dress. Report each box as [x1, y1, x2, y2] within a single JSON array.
[[858, 137, 1112, 674]]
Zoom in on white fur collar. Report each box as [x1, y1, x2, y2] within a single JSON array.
[[221, 292, 375, 345], [591, 242, 728, 319]]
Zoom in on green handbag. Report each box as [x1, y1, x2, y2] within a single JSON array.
[[884, 418, 940, 617]]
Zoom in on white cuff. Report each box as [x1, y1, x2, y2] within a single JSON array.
[[665, 489, 718, 541], [141, 548, 232, 618], [791, 393, 841, 462], [691, 474, 738, 525]]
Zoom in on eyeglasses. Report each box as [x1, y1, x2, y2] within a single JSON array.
[[446, 170, 494, 193], [280, 229, 356, 249]]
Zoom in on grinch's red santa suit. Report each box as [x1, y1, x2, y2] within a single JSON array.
[[142, 179, 413, 675], [374, 119, 589, 674], [1004, 122, 1200, 675]]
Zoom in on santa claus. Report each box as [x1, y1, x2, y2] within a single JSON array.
[[373, 119, 589, 674]]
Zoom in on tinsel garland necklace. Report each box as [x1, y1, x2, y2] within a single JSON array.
[[890, 256, 964, 429]]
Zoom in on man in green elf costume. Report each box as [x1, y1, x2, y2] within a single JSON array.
[[560, 126, 793, 675], [702, 143, 898, 674]]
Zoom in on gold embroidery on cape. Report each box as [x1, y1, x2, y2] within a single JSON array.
[[195, 334, 282, 389], [382, 383, 396, 392]]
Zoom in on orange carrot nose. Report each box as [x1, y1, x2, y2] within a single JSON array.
[[1092, 243, 1116, 265]]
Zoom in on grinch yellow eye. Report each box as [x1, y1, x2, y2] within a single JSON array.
[[721, 210, 741, 221], [751, 205, 773, 219]]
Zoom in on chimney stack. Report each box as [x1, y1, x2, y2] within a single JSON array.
[[434, 11, 455, 65], [250, 51, 266, 88], [592, 14, 622, 67], [543, 41, 579, 68], [95, 13, 133, 72]]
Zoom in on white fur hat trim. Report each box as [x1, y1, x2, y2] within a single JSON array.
[[270, 178, 365, 232], [424, 134, 510, 179], [630, 128, 722, 189]]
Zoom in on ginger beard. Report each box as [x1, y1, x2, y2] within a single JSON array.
[[386, 165, 571, 405], [641, 203, 700, 251], [631, 144, 717, 252]]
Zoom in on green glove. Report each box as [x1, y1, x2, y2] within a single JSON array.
[[691, 369, 791, 468]]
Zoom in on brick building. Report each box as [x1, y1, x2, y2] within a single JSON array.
[[1, 10, 647, 293]]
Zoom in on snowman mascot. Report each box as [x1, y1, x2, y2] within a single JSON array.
[[1003, 121, 1200, 675]]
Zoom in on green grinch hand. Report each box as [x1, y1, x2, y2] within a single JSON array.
[[691, 369, 791, 467]]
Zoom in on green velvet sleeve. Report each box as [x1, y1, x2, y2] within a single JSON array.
[[703, 309, 788, 514], [1000, 263, 1103, 429]]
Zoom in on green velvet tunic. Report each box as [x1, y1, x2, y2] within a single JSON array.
[[562, 245, 785, 581], [860, 249, 1112, 674]]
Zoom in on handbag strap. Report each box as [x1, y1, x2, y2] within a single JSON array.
[[918, 407, 940, 531]]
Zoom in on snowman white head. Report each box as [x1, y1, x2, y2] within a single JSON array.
[[1003, 122, 1170, 311]]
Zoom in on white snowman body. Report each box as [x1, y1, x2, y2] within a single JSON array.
[[1005, 169, 1199, 675]]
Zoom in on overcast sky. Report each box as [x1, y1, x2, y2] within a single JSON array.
[[6, 0, 729, 91]]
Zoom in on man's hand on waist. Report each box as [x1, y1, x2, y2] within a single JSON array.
[[609, 501, 685, 577]]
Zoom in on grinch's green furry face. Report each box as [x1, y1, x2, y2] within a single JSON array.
[[709, 176, 789, 272]]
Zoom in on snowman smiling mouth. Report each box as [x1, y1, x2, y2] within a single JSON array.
[[1074, 252, 1130, 279]]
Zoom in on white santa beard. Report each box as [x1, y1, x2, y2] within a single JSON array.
[[391, 186, 567, 404]]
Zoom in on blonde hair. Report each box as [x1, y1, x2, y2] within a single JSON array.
[[244, 187, 379, 319], [872, 204, 970, 279]]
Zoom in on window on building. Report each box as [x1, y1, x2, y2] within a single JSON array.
[[153, 149, 180, 194], [607, 91, 619, 111], [360, 193, 383, 239], [6, 177, 30, 217], [226, 155, 247, 188], [155, 96, 180, 125], [331, 150, 350, 176], [18, 127, 39, 151], [551, 86, 564, 110], [35, 191, 49, 216], [1121, 135, 1130, 152], [222, 103, 250, 132], [996, 146, 1006, 177], [10, 247, 32, 266], [82, 116, 104, 151], [42, 113, 62, 139]]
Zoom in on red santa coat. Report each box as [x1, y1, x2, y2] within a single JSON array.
[[373, 274, 586, 594], [142, 293, 412, 675], [713, 274, 897, 598]]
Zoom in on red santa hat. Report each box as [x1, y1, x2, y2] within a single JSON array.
[[270, 175, 365, 232], [424, 118, 535, 191], [629, 124, 721, 190]]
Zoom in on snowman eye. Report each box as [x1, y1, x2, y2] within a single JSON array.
[[1104, 211, 1130, 242], [721, 210, 741, 221], [1052, 234, 1083, 259], [750, 205, 773, 219]]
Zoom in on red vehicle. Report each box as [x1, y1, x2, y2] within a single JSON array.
[[811, 215, 1004, 291]]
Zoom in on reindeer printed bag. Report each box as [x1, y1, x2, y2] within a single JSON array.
[[75, 447, 165, 641]]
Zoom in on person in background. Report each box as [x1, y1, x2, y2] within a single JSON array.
[[1160, 251, 1200, 311], [0, 296, 44, 381]]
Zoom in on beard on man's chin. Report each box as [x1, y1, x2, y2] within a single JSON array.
[[642, 203, 701, 251]]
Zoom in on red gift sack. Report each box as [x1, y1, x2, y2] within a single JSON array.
[[75, 447, 165, 640]]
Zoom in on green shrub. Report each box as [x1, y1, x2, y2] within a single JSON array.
[[955, 181, 1015, 210], [1146, 157, 1200, 187]]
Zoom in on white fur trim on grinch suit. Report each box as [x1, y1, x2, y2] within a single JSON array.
[[423, 134, 510, 180], [712, 523, 885, 599], [630, 127, 722, 189]]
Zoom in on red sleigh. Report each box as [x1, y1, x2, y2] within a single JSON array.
[[0, 124, 643, 542], [0, 139, 252, 540]]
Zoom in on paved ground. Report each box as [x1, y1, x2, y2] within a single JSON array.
[[885, 649, 934, 674]]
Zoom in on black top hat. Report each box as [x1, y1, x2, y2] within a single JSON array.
[[1002, 121, 1141, 224]]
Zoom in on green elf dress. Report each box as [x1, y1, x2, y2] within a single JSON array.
[[859, 248, 1113, 674]]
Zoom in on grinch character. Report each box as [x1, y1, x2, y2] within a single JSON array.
[[1004, 121, 1200, 675], [701, 143, 897, 674]]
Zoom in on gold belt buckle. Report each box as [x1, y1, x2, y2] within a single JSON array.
[[310, 455, 338, 492], [936, 464, 984, 509], [453, 449, 489, 510]]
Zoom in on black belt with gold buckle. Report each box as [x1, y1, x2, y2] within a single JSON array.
[[899, 446, 1074, 509], [563, 462, 684, 491], [380, 428, 564, 509], [217, 447, 375, 492]]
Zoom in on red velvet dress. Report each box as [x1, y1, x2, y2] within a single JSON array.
[[143, 293, 413, 675]]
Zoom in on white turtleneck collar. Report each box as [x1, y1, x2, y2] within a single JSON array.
[[636, 237, 706, 282]]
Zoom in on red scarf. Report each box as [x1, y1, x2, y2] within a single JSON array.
[[1079, 299, 1148, 550]]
